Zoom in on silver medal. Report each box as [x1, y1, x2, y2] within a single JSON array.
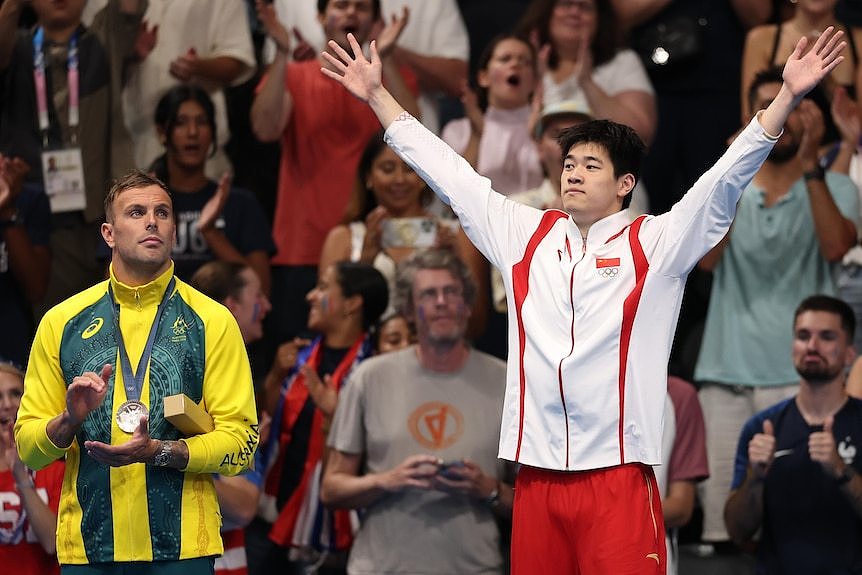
[[116, 400, 148, 433]]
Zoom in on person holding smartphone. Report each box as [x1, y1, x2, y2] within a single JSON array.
[[322, 250, 512, 574], [318, 130, 489, 334]]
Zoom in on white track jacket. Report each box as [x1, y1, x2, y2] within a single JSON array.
[[385, 114, 776, 471]]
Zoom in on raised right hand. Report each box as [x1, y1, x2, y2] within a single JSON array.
[[748, 419, 776, 480], [256, 0, 291, 54], [66, 364, 112, 426]]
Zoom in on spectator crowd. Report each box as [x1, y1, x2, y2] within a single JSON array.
[[2, 1, 862, 574]]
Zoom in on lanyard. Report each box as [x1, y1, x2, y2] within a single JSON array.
[[33, 27, 79, 146], [108, 278, 176, 404]]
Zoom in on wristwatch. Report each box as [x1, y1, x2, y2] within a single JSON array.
[[484, 482, 501, 508], [152, 441, 173, 467], [803, 165, 826, 182], [836, 465, 857, 486]]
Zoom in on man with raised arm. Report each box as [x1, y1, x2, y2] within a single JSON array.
[[322, 27, 846, 575], [14, 171, 258, 573]]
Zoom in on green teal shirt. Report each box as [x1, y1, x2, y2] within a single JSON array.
[[695, 172, 859, 387]]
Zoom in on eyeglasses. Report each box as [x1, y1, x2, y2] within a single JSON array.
[[554, 0, 596, 13], [416, 285, 464, 304]]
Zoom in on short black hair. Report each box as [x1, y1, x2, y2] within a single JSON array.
[[557, 119, 645, 209], [794, 295, 856, 342], [334, 261, 389, 330], [747, 67, 784, 114], [104, 171, 170, 223]]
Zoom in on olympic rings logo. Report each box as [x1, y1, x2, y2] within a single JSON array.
[[597, 267, 620, 279]]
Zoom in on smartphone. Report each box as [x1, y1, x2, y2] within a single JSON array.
[[437, 460, 466, 480], [381, 217, 437, 248]]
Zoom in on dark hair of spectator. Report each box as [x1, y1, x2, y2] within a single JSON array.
[[150, 85, 218, 183], [515, 0, 620, 70], [747, 67, 785, 115], [334, 261, 389, 330], [371, 312, 414, 352], [317, 0, 381, 19], [795, 295, 857, 342], [556, 119, 644, 209], [104, 171, 170, 223], [341, 130, 432, 224], [474, 33, 537, 111], [189, 261, 250, 304]]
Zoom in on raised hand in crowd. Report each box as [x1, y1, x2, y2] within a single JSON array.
[[256, 0, 291, 55], [197, 172, 232, 233], [748, 419, 776, 480], [134, 20, 158, 62]]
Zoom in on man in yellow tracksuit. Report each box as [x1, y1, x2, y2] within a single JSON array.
[[15, 171, 258, 574]]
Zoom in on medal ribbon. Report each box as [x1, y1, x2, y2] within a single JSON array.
[[108, 277, 176, 404], [33, 27, 79, 145]]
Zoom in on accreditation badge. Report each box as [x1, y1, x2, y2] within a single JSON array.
[[41, 148, 86, 213]]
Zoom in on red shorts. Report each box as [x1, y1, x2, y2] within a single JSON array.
[[511, 463, 666, 575]]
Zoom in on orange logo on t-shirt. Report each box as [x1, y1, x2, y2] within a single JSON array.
[[408, 402, 464, 450]]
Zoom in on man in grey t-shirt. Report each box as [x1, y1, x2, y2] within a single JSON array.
[[321, 249, 511, 574]]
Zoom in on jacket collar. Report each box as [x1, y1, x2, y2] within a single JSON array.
[[108, 263, 176, 309]]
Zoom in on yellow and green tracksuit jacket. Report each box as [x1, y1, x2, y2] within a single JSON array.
[[14, 264, 259, 564]]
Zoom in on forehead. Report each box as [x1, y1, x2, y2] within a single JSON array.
[[0, 371, 24, 393], [566, 142, 611, 162], [373, 146, 400, 164], [326, 0, 374, 12], [115, 185, 172, 209], [794, 310, 844, 332], [321, 264, 339, 284], [177, 100, 207, 117], [381, 316, 409, 332], [493, 38, 531, 56], [413, 268, 459, 289], [239, 268, 260, 290]]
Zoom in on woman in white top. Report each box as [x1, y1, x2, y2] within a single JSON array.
[[517, 0, 656, 144], [441, 34, 544, 196], [318, 131, 489, 336]]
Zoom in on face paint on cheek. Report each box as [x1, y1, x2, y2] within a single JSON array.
[[320, 294, 329, 314], [417, 306, 425, 323], [251, 302, 260, 323]]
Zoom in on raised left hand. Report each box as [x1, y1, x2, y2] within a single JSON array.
[[198, 172, 231, 233], [374, 6, 409, 59], [783, 27, 846, 101], [809, 415, 843, 477], [84, 415, 158, 467]]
